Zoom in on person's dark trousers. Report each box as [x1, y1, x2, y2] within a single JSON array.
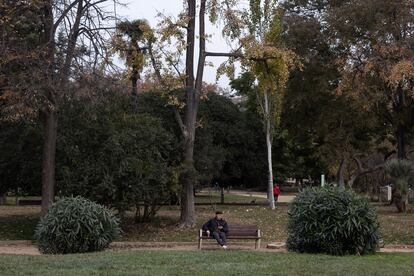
[[212, 231, 226, 246]]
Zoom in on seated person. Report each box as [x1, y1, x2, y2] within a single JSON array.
[[202, 211, 228, 249]]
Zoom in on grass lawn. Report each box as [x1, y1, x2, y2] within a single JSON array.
[[0, 251, 413, 275], [1, 195, 414, 245], [194, 192, 268, 204]]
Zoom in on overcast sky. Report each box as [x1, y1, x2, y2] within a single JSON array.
[[115, 0, 238, 89]]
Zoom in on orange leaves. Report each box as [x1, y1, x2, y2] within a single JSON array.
[[388, 60, 414, 93]]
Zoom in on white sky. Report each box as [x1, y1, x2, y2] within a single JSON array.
[[115, 0, 239, 88]]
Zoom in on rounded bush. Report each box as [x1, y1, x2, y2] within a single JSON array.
[[286, 187, 379, 255], [35, 197, 121, 254]]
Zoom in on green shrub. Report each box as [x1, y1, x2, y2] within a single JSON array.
[[35, 197, 121, 254], [286, 187, 379, 255], [385, 159, 414, 212]]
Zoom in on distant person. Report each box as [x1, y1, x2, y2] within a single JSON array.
[[273, 184, 281, 202], [202, 211, 228, 249]]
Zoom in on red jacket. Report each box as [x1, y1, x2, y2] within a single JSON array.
[[273, 186, 280, 196]]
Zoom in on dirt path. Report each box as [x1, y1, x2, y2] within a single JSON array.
[[1, 241, 414, 256], [0, 245, 40, 255], [229, 191, 295, 203]]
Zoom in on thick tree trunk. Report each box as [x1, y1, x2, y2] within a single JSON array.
[[264, 92, 275, 210], [40, 0, 83, 216], [396, 83, 408, 160], [179, 0, 197, 227], [40, 0, 55, 216], [41, 110, 57, 216], [397, 124, 407, 159], [393, 189, 405, 213], [180, 114, 197, 227]]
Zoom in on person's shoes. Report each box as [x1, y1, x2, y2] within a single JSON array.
[[222, 245, 228, 249]]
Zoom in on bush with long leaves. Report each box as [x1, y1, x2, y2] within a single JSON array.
[[35, 197, 121, 254], [385, 159, 414, 212], [287, 186, 379, 255]]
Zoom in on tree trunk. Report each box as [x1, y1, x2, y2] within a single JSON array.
[[179, 0, 197, 227], [0, 192, 6, 205], [393, 190, 404, 213], [41, 110, 57, 216], [40, 0, 55, 216], [264, 92, 275, 210], [397, 124, 407, 159], [131, 69, 138, 96], [337, 158, 346, 189], [396, 83, 408, 160], [180, 129, 197, 227], [40, 0, 84, 216]]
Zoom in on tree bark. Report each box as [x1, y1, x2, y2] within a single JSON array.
[[179, 0, 197, 227], [40, 0, 55, 216], [0, 192, 6, 205], [40, 0, 84, 215], [396, 83, 407, 159], [264, 91, 275, 210], [131, 69, 138, 96], [397, 123, 407, 159], [41, 110, 57, 216], [337, 158, 347, 189], [347, 156, 386, 189]]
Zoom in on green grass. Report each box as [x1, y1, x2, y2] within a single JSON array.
[[195, 192, 267, 204], [119, 205, 287, 242], [0, 251, 413, 275], [0, 215, 38, 240], [1, 200, 413, 245]]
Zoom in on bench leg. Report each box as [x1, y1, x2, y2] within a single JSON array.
[[198, 238, 202, 250], [255, 238, 261, 250]]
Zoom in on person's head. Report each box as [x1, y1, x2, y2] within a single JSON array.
[[215, 211, 223, 219]]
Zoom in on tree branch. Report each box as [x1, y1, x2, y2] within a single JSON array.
[[174, 108, 187, 136], [53, 0, 82, 35]]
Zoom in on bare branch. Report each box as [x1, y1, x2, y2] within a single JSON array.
[[53, 0, 82, 34]]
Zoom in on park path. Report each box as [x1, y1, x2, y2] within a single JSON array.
[[229, 190, 296, 203], [1, 241, 414, 255], [198, 189, 296, 203]]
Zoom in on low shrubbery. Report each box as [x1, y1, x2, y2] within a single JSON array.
[[386, 159, 414, 212], [35, 197, 121, 254], [286, 186, 379, 255]]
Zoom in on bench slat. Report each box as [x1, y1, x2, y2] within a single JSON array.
[[198, 226, 262, 250], [201, 236, 258, 239]]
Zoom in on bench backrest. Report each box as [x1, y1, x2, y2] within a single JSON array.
[[227, 225, 259, 237], [201, 224, 259, 237]]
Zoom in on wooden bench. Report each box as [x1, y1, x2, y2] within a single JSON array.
[[18, 199, 41, 206], [198, 225, 261, 250]]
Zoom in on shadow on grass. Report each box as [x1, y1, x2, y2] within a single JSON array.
[[0, 215, 39, 240]]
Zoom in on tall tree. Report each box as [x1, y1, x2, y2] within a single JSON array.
[[1, 0, 117, 215], [284, 0, 414, 161], [239, 1, 296, 209], [141, 0, 297, 223], [113, 19, 153, 96]]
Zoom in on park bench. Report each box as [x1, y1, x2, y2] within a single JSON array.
[[18, 199, 41, 206], [198, 224, 261, 250]]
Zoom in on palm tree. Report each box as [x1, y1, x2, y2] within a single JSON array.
[[114, 19, 152, 96], [386, 159, 414, 212]]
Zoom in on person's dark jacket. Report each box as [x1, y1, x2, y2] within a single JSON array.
[[202, 217, 228, 233]]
